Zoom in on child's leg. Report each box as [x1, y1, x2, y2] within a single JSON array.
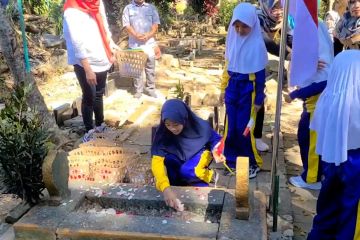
[[298, 108, 322, 183], [336, 149, 360, 240], [164, 154, 186, 186], [223, 90, 261, 169], [179, 149, 213, 186], [307, 162, 341, 239]]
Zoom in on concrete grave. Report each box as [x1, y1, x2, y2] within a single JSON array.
[[14, 185, 267, 240]]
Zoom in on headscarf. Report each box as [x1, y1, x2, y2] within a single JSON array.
[[310, 50, 360, 166], [335, 8, 360, 40], [225, 3, 268, 74], [295, 21, 334, 88], [325, 10, 341, 41], [257, 0, 281, 32], [64, 0, 113, 62], [151, 99, 212, 161]]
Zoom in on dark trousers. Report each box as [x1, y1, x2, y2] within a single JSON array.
[[254, 104, 265, 139], [74, 64, 107, 131], [298, 109, 322, 183]]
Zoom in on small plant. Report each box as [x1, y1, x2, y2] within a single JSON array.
[[0, 82, 49, 204], [219, 0, 237, 30], [172, 79, 185, 100]]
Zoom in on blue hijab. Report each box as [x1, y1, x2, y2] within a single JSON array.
[[151, 99, 212, 161]]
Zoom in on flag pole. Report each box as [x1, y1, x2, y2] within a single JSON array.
[[269, 0, 290, 214]]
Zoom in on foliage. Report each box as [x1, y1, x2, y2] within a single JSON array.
[[219, 0, 237, 29], [148, 0, 175, 29], [48, 0, 63, 35], [24, 0, 49, 15], [318, 0, 329, 19], [0, 82, 49, 204], [172, 79, 185, 100]]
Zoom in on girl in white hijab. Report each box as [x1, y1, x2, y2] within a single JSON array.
[[307, 50, 360, 240], [219, 3, 268, 179]]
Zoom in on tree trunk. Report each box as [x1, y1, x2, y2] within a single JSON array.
[[0, 7, 57, 130]]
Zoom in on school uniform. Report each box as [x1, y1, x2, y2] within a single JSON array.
[[151, 99, 222, 192], [307, 50, 360, 239], [289, 22, 334, 187], [221, 3, 268, 174]]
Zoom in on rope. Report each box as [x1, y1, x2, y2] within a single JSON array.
[[17, 0, 31, 73]]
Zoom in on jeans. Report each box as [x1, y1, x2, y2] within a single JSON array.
[[74, 64, 107, 131]]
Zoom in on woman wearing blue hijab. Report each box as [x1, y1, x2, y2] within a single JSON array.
[[151, 99, 224, 210]]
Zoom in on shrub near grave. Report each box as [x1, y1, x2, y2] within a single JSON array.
[[0, 83, 49, 205]]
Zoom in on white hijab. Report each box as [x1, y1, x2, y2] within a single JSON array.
[[310, 50, 360, 166], [225, 3, 268, 74]]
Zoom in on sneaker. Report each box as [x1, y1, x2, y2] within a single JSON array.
[[95, 123, 107, 133], [255, 138, 269, 152], [289, 176, 322, 190], [249, 165, 261, 179], [134, 92, 142, 99], [82, 129, 95, 143], [145, 89, 157, 98]]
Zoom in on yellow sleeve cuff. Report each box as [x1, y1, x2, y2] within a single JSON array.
[[220, 61, 230, 93], [151, 155, 170, 192]]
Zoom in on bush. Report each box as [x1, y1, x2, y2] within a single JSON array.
[[0, 83, 49, 204], [48, 0, 63, 35], [219, 0, 237, 29]]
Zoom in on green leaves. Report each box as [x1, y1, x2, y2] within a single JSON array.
[[0, 83, 49, 204]]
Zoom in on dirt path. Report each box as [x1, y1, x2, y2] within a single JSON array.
[[281, 98, 318, 239]]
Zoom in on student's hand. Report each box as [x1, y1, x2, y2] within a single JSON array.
[[163, 187, 179, 210], [254, 104, 261, 112], [212, 150, 226, 163], [282, 91, 292, 103], [317, 60, 327, 70], [219, 92, 225, 105], [85, 68, 97, 86]]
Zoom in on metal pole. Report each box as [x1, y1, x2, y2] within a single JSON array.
[[17, 0, 31, 73], [269, 0, 290, 212]]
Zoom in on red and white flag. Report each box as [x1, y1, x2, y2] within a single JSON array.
[[289, 0, 319, 87]]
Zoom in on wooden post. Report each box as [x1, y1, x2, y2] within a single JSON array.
[[235, 156, 249, 220]]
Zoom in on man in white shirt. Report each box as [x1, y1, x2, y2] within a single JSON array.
[[122, 0, 160, 98]]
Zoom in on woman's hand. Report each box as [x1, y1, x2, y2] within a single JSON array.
[[163, 187, 179, 210]]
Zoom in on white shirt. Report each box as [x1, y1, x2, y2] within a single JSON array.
[[63, 1, 112, 72]]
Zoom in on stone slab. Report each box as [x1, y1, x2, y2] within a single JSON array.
[[57, 213, 218, 240], [13, 192, 85, 240], [86, 186, 225, 210], [218, 191, 267, 240]]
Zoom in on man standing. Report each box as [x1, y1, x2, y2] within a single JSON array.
[[122, 0, 160, 98]]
